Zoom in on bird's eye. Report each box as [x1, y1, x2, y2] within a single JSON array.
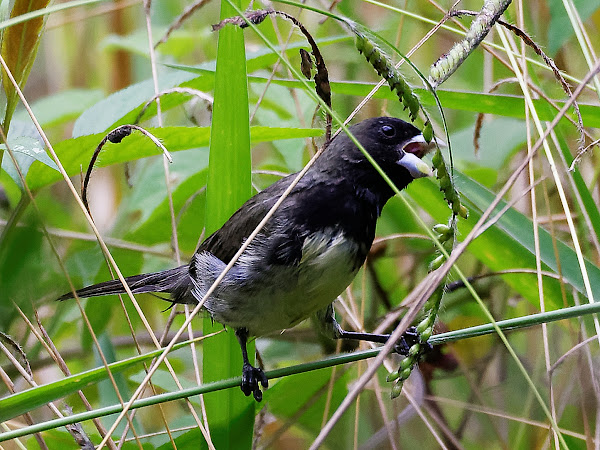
[[381, 124, 396, 137]]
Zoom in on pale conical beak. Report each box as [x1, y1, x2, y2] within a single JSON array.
[[398, 152, 432, 178], [398, 133, 444, 178]]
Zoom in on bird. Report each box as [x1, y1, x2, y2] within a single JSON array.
[[59, 117, 436, 401]]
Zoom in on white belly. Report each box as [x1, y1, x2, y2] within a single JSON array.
[[192, 231, 361, 336]]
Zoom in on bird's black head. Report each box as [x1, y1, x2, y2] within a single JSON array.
[[316, 117, 433, 196]]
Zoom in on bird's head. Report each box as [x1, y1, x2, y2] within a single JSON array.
[[319, 117, 438, 194]]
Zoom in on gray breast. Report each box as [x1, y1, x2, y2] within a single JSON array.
[[189, 229, 362, 336]]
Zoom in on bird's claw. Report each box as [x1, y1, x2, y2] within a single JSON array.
[[241, 363, 268, 402], [393, 326, 433, 355]]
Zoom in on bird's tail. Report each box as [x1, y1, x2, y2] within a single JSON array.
[[57, 266, 192, 303]]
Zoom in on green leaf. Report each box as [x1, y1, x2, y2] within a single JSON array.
[[342, 83, 600, 128], [118, 148, 209, 252], [13, 88, 104, 128], [102, 26, 203, 60], [25, 126, 322, 191], [72, 36, 348, 137], [456, 173, 600, 303], [548, 0, 600, 54], [202, 0, 254, 445], [95, 333, 139, 436], [72, 69, 196, 137], [265, 366, 352, 435], [409, 173, 600, 308], [449, 118, 526, 170], [0, 220, 47, 328], [1, 135, 57, 187], [250, 78, 600, 128], [129, 368, 197, 391], [126, 170, 208, 252]]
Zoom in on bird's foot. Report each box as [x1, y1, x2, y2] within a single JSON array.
[[393, 326, 433, 356], [241, 362, 269, 402]]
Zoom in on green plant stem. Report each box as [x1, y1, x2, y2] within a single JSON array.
[[430, 300, 600, 344]]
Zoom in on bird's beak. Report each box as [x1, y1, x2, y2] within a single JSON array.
[[398, 133, 445, 178], [398, 152, 432, 178], [402, 133, 446, 159]]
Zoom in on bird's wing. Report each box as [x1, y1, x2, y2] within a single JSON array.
[[197, 174, 297, 264]]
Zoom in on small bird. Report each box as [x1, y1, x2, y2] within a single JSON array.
[[59, 117, 435, 401]]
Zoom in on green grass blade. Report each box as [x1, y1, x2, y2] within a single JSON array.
[[202, 0, 254, 446]]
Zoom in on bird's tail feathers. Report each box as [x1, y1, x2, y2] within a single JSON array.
[[57, 266, 190, 302]]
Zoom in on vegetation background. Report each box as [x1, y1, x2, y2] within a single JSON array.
[[0, 0, 599, 448]]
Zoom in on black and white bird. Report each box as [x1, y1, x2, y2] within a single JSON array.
[[59, 117, 435, 401]]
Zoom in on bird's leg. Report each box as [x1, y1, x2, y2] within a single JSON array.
[[315, 304, 431, 355], [235, 328, 268, 402]]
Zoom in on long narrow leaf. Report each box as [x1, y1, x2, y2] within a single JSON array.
[[409, 172, 600, 308], [1, 0, 51, 129], [202, 0, 254, 446], [0, 338, 199, 422], [22, 126, 321, 191]]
